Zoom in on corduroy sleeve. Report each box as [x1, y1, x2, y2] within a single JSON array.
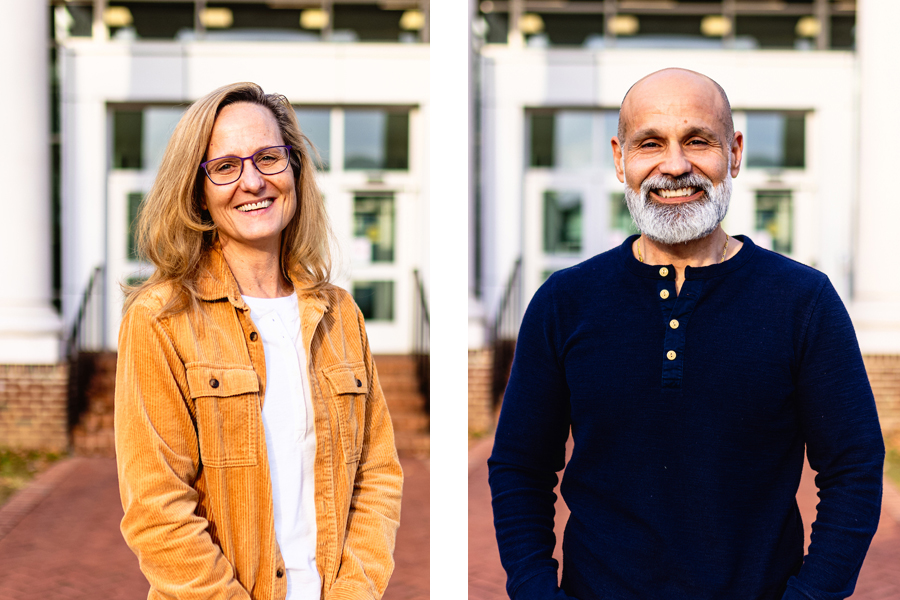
[[782, 279, 885, 600], [488, 277, 577, 600], [114, 302, 252, 599], [325, 300, 403, 600]]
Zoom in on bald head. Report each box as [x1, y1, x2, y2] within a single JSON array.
[[617, 68, 733, 146]]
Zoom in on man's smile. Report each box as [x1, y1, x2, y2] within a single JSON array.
[[649, 187, 705, 204]]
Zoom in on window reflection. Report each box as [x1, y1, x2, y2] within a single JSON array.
[[529, 111, 592, 169], [344, 109, 410, 170], [746, 112, 806, 169], [755, 190, 793, 254], [543, 190, 582, 253], [353, 281, 394, 321], [112, 106, 185, 171], [295, 108, 330, 170], [353, 193, 395, 263]]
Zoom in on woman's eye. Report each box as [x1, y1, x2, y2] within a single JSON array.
[[213, 160, 238, 173]]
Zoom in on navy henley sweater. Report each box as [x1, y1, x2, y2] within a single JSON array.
[[489, 235, 884, 600]]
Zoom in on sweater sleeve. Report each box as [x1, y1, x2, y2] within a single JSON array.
[[488, 278, 577, 600], [782, 279, 885, 600]]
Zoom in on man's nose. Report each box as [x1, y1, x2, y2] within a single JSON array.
[[238, 157, 265, 191], [658, 145, 692, 177]]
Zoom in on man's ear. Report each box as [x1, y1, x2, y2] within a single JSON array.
[[611, 137, 626, 183], [730, 131, 744, 178]]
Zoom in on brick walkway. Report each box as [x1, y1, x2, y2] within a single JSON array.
[[0, 456, 428, 600], [469, 434, 900, 600]]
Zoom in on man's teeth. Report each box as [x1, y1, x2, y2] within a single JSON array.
[[657, 187, 696, 199], [237, 200, 274, 212]]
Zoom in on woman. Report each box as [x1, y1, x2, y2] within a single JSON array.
[[114, 82, 402, 600]]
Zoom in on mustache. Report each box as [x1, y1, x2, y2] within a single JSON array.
[[640, 173, 714, 196]]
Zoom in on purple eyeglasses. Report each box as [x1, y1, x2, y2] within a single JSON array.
[[200, 145, 294, 185]]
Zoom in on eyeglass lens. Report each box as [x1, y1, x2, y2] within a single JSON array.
[[204, 146, 291, 184]]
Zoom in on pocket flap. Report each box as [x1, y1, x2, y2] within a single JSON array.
[[323, 362, 369, 395], [186, 365, 259, 398]]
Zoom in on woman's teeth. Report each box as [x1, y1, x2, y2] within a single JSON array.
[[237, 200, 274, 212]]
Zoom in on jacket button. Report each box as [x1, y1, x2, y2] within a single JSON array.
[[250, 331, 258, 341], [356, 378, 362, 388], [209, 378, 219, 389], [276, 568, 284, 578]]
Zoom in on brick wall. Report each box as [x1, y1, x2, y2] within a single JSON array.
[[0, 364, 69, 452], [863, 354, 900, 434], [469, 348, 495, 436]]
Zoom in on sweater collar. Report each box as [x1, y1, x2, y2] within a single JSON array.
[[621, 233, 757, 281]]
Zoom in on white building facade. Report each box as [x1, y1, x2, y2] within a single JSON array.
[[474, 0, 900, 357], [52, 2, 430, 356]]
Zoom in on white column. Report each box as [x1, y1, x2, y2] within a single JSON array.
[[853, 0, 900, 353], [0, 1, 63, 363]]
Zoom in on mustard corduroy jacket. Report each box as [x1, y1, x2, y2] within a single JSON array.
[[114, 249, 403, 600]]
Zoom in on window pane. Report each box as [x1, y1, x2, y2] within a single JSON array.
[[127, 191, 144, 260], [113, 106, 185, 171], [295, 109, 330, 170], [143, 107, 185, 172], [353, 193, 395, 263], [353, 281, 394, 321], [746, 112, 805, 169], [344, 109, 409, 170], [530, 114, 554, 167], [529, 111, 592, 169], [755, 190, 793, 254], [543, 190, 582, 253], [113, 110, 142, 169]]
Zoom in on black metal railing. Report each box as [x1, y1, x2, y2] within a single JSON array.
[[490, 257, 522, 407], [66, 265, 105, 359], [412, 269, 430, 414], [66, 265, 104, 429]]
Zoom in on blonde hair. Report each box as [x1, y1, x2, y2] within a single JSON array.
[[124, 82, 332, 315]]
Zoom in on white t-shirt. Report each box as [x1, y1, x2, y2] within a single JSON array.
[[242, 293, 320, 599]]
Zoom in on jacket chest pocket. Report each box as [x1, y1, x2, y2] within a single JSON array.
[[322, 362, 369, 464], [187, 365, 260, 468]]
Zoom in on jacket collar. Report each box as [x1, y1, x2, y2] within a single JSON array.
[[195, 245, 330, 314]]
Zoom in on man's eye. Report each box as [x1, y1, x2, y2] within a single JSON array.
[[688, 139, 709, 146], [640, 141, 660, 149]]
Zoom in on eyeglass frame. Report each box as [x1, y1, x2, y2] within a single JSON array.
[[200, 145, 295, 186]]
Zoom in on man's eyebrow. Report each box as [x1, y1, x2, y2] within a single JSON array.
[[628, 125, 722, 146]]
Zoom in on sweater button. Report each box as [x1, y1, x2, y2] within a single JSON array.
[[250, 331, 258, 342], [209, 378, 219, 388], [666, 350, 677, 360], [276, 568, 284, 578], [659, 267, 669, 277], [660, 289, 669, 300], [669, 319, 679, 329]]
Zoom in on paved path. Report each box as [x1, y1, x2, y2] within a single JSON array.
[[470, 434, 900, 600], [0, 456, 428, 600]]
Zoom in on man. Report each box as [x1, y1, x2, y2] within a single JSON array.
[[488, 68, 884, 600]]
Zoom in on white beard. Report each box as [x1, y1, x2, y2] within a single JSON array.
[[624, 171, 732, 245]]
